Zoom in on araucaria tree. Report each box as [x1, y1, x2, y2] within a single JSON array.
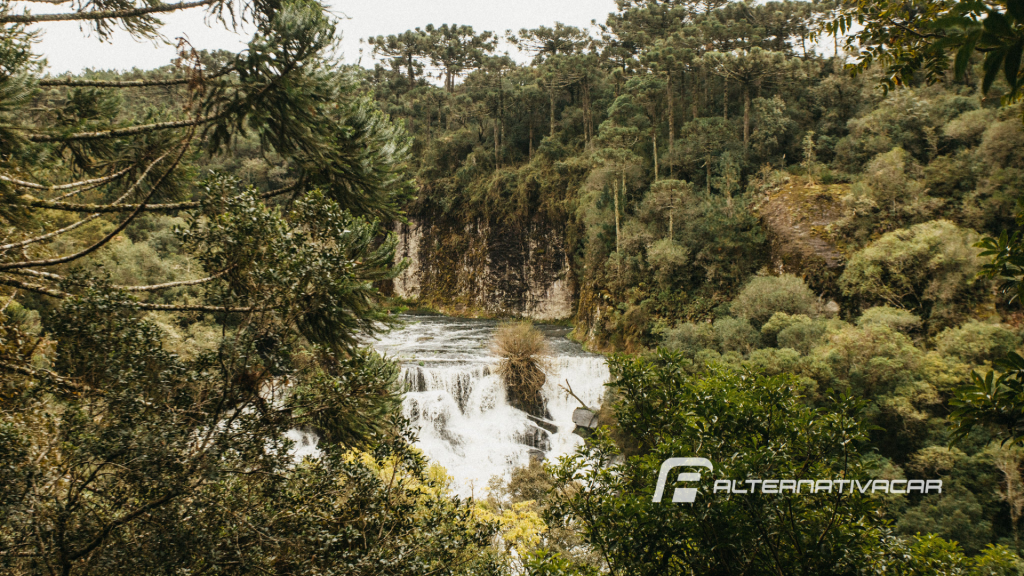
[[0, 1, 504, 574]]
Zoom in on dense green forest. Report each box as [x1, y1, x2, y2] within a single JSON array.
[[7, 0, 1024, 573]]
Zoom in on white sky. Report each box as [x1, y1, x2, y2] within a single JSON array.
[[25, 0, 618, 74]]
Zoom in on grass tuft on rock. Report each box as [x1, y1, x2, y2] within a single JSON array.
[[491, 320, 551, 415]]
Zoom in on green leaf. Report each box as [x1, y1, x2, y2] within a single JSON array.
[[985, 11, 1014, 37], [983, 48, 1005, 93], [955, 32, 980, 80], [1007, 38, 1024, 89]]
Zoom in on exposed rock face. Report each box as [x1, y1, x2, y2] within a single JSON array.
[[757, 180, 849, 295], [392, 219, 574, 320]]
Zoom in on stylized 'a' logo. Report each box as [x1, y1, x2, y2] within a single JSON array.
[[652, 458, 714, 503]]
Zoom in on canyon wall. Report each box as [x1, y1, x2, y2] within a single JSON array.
[[392, 219, 575, 320]]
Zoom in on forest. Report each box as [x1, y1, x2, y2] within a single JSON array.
[[5, 0, 1024, 573]]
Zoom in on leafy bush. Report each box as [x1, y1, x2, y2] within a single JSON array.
[[730, 274, 819, 328], [861, 147, 924, 214], [934, 321, 1020, 365], [839, 220, 986, 328], [979, 119, 1024, 170], [548, 356, 891, 574], [777, 319, 831, 355], [662, 322, 715, 356], [923, 152, 979, 200], [742, 347, 804, 376], [812, 323, 925, 398], [834, 89, 939, 168], [758, 311, 834, 354], [760, 312, 814, 347], [647, 238, 689, 289], [896, 487, 994, 555], [942, 108, 994, 148], [857, 306, 923, 334], [713, 317, 762, 354]]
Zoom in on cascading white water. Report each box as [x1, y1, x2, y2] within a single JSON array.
[[373, 316, 609, 497]]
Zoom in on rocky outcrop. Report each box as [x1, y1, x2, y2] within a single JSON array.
[[757, 179, 849, 295], [392, 219, 574, 320]]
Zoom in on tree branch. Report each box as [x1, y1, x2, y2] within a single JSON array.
[[560, 379, 594, 413], [0, 276, 254, 312], [66, 490, 184, 562], [0, 0, 217, 24], [0, 212, 103, 251], [0, 361, 94, 393], [17, 182, 299, 213], [25, 114, 219, 142], [0, 137, 189, 271], [0, 151, 170, 253], [12, 266, 231, 291], [0, 165, 132, 191]]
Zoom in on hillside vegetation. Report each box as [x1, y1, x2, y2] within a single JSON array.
[[6, 0, 1024, 573]]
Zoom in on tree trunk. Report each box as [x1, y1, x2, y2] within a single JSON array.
[[668, 212, 673, 238], [667, 71, 674, 172], [690, 72, 698, 120], [703, 66, 708, 117], [706, 156, 711, 195], [652, 133, 658, 182], [723, 78, 728, 120], [494, 118, 499, 169], [529, 120, 533, 159], [583, 80, 593, 146], [550, 92, 556, 138], [614, 177, 621, 259], [743, 83, 750, 148]]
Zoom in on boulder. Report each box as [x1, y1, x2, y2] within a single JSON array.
[[572, 407, 599, 429]]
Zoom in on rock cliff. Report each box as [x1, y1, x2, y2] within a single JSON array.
[[757, 179, 849, 296], [392, 219, 575, 320]]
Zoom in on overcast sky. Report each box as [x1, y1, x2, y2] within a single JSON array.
[[26, 0, 618, 75]]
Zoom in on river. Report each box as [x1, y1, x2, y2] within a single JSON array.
[[372, 315, 610, 497]]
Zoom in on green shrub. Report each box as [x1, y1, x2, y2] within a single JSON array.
[[896, 486, 993, 555], [934, 321, 1020, 365], [662, 322, 715, 356], [730, 274, 819, 328], [838, 220, 986, 329], [857, 306, 923, 334], [647, 238, 690, 289], [743, 347, 804, 376], [777, 320, 830, 355], [923, 152, 978, 200], [942, 108, 994, 148], [979, 119, 1024, 169], [861, 147, 924, 214], [811, 324, 925, 398], [760, 312, 813, 347], [712, 317, 761, 354], [693, 348, 723, 366]]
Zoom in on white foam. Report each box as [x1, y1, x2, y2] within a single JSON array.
[[374, 316, 610, 497]]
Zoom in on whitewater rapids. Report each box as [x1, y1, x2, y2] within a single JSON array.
[[372, 315, 609, 497]]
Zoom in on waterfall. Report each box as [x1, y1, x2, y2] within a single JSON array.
[[374, 316, 610, 497]]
